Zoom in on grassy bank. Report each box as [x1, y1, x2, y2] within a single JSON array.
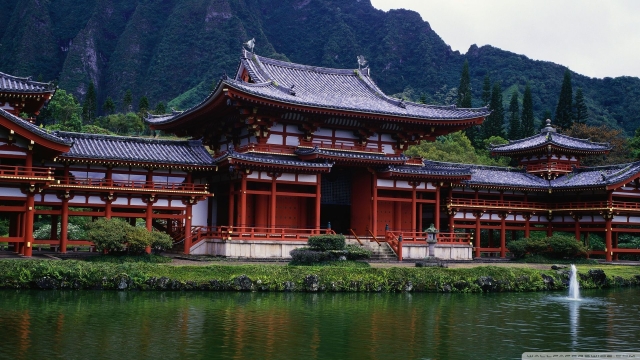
[[0, 260, 638, 292]]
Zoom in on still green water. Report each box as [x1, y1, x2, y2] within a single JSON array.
[[0, 289, 639, 360]]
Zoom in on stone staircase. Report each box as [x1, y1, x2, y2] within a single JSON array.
[[345, 236, 397, 261]]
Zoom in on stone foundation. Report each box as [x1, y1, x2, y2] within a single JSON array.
[[402, 243, 473, 260]]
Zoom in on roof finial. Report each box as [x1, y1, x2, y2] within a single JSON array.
[[541, 119, 556, 133], [357, 55, 367, 70], [244, 38, 255, 54]]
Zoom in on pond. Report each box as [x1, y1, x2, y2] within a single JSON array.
[[0, 288, 639, 359]]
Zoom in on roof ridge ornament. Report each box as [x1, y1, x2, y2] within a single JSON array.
[[357, 55, 368, 70], [541, 119, 556, 134], [244, 38, 255, 54]]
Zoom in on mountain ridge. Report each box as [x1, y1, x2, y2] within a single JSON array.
[[1, 0, 638, 133]]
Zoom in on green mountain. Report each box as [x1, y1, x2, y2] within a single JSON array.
[[1, 0, 639, 134]]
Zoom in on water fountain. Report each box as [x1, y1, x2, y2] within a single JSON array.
[[568, 264, 580, 300]]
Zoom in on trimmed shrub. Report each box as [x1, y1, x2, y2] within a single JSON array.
[[345, 244, 372, 260], [547, 235, 588, 259], [126, 227, 153, 254], [308, 234, 345, 251], [290, 248, 333, 263], [86, 218, 133, 252], [150, 231, 174, 252], [527, 238, 550, 255], [506, 239, 528, 259]]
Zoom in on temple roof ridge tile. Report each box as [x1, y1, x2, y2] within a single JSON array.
[[0, 108, 71, 145], [0, 71, 56, 92]]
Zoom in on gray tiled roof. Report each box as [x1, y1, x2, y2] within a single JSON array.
[[146, 50, 490, 125], [465, 166, 550, 189], [54, 132, 214, 166], [0, 108, 71, 146], [491, 120, 611, 154], [295, 146, 407, 163], [550, 162, 640, 189], [214, 149, 333, 169], [381, 161, 472, 178], [0, 72, 56, 93]]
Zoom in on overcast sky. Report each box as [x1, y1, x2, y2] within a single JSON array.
[[370, 0, 640, 79]]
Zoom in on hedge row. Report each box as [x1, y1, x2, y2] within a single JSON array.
[[1, 260, 639, 292]]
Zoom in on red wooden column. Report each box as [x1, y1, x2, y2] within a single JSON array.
[[239, 174, 247, 232], [411, 184, 417, 232], [24, 192, 35, 257], [474, 211, 482, 258], [315, 174, 321, 233], [499, 212, 507, 258], [184, 202, 193, 255], [60, 196, 69, 253], [524, 214, 531, 238], [434, 184, 440, 230], [228, 181, 235, 227], [417, 193, 423, 232], [372, 173, 378, 236], [605, 216, 613, 262], [270, 176, 277, 230], [573, 215, 581, 242]]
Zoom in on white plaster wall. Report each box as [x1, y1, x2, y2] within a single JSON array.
[[191, 200, 208, 227], [402, 244, 473, 260]]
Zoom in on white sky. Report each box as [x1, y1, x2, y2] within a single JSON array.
[[370, 0, 640, 79]]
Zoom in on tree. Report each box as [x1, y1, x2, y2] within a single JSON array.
[[154, 102, 167, 114], [564, 123, 629, 166], [405, 131, 509, 166], [507, 91, 521, 140], [457, 60, 472, 108], [123, 89, 133, 112], [555, 69, 573, 129], [103, 96, 116, 115], [573, 88, 588, 124], [481, 75, 491, 106], [46, 89, 82, 132], [521, 83, 535, 137], [483, 82, 505, 139], [138, 96, 149, 113], [86, 218, 132, 252], [82, 82, 97, 124]]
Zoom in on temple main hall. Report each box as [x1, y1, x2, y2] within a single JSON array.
[[2, 49, 639, 262]]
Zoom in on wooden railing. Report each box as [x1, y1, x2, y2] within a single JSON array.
[[448, 198, 640, 212], [384, 231, 402, 261], [54, 178, 208, 193], [526, 163, 573, 172], [348, 229, 363, 245], [367, 229, 382, 246], [192, 226, 336, 243], [448, 198, 548, 210], [437, 233, 472, 244], [0, 165, 52, 179]]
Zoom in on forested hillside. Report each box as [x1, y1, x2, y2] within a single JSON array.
[[1, 0, 639, 133]]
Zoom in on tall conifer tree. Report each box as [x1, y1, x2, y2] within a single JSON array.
[[555, 69, 573, 129], [508, 91, 521, 140], [82, 82, 97, 124], [457, 60, 472, 108], [103, 97, 115, 115], [123, 90, 133, 112], [138, 96, 149, 113], [483, 82, 505, 139], [482, 75, 491, 106], [521, 83, 535, 137], [573, 88, 588, 124]]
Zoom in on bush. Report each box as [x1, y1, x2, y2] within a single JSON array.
[[547, 235, 588, 259], [33, 223, 85, 240], [508, 235, 588, 260], [86, 218, 133, 252], [308, 235, 345, 251], [507, 239, 528, 259], [126, 227, 153, 254], [290, 248, 334, 263], [345, 244, 372, 260], [150, 231, 174, 252]]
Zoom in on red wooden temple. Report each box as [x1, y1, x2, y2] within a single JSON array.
[[2, 49, 640, 261]]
